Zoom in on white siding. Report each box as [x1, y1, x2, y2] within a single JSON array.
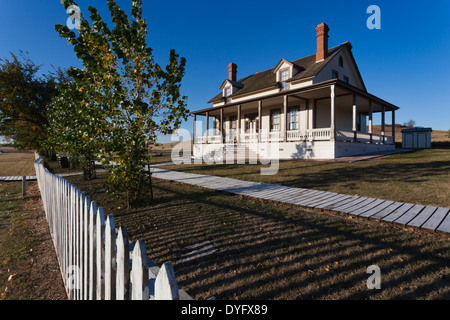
[[313, 46, 365, 90]]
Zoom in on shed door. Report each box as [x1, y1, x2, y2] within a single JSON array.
[[404, 134, 413, 148], [417, 133, 426, 148]]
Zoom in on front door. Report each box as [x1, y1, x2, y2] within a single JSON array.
[[245, 113, 259, 133]]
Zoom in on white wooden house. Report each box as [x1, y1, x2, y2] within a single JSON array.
[[192, 23, 399, 160]]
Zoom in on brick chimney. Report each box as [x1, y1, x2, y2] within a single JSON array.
[[228, 63, 237, 81], [315, 23, 329, 62]]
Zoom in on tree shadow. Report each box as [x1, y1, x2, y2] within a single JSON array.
[[116, 178, 450, 300]]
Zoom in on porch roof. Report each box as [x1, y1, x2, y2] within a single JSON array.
[[192, 79, 399, 117]]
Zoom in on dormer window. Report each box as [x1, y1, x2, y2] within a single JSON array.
[[280, 69, 289, 91], [220, 77, 244, 102], [274, 59, 299, 91]]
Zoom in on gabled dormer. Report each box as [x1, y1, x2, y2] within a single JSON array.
[[220, 79, 244, 96], [273, 58, 302, 91]]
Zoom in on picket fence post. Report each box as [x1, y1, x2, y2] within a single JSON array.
[[116, 226, 130, 300], [131, 239, 150, 300], [105, 214, 116, 300], [88, 200, 97, 300], [96, 206, 106, 300]]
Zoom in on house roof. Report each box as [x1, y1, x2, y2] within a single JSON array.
[[208, 44, 350, 104]]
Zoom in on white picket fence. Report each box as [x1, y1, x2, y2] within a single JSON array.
[[34, 154, 191, 300]]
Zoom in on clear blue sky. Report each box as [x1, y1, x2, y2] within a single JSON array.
[[1, 0, 449, 143]]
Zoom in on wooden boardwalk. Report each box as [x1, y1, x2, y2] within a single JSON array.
[[0, 175, 36, 181], [151, 167, 450, 235], [0, 169, 107, 182]]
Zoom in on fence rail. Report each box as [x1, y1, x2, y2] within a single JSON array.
[[34, 154, 191, 300]]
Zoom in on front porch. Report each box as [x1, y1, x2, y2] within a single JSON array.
[[197, 127, 394, 145], [192, 79, 398, 160]]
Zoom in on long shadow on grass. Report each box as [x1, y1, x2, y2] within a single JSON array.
[[133, 180, 450, 300], [167, 159, 450, 189]]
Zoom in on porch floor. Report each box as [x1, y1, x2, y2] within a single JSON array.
[[150, 165, 450, 235]]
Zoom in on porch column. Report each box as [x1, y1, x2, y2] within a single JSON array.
[[283, 95, 288, 142], [237, 104, 241, 143], [306, 100, 310, 130], [381, 105, 386, 144], [220, 108, 224, 143], [330, 85, 336, 141], [368, 100, 373, 143], [313, 99, 317, 129], [352, 94, 357, 142], [258, 100, 262, 143], [205, 111, 209, 144], [193, 114, 197, 144], [392, 110, 396, 145]]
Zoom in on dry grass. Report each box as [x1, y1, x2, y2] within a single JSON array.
[[0, 150, 35, 177], [0, 181, 66, 300], [67, 171, 450, 300], [164, 148, 450, 208]]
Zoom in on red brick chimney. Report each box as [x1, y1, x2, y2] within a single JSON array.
[[228, 63, 237, 81], [315, 23, 329, 62]]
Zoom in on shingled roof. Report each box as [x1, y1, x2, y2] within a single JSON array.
[[208, 44, 345, 104]]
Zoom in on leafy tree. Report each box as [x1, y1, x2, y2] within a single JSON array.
[[55, 0, 189, 206], [46, 69, 99, 180], [0, 51, 58, 151]]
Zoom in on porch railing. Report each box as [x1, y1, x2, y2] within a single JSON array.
[[195, 128, 393, 144], [335, 129, 394, 144]]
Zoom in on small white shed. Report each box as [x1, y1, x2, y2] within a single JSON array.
[[401, 128, 432, 149]]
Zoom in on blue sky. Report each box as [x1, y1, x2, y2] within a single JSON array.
[[1, 1, 449, 143]]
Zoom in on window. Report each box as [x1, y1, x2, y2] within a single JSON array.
[[332, 70, 339, 79], [343, 75, 349, 84], [224, 87, 231, 97], [289, 107, 299, 130], [270, 109, 281, 132], [339, 56, 344, 68], [280, 69, 289, 91]]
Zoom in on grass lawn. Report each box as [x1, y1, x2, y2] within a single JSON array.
[[163, 148, 450, 208], [0, 181, 66, 300], [0, 181, 33, 299], [0, 149, 35, 177], [67, 170, 450, 300]]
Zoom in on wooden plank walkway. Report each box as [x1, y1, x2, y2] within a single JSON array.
[[0, 175, 36, 181], [0, 169, 107, 182], [150, 167, 450, 235]]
